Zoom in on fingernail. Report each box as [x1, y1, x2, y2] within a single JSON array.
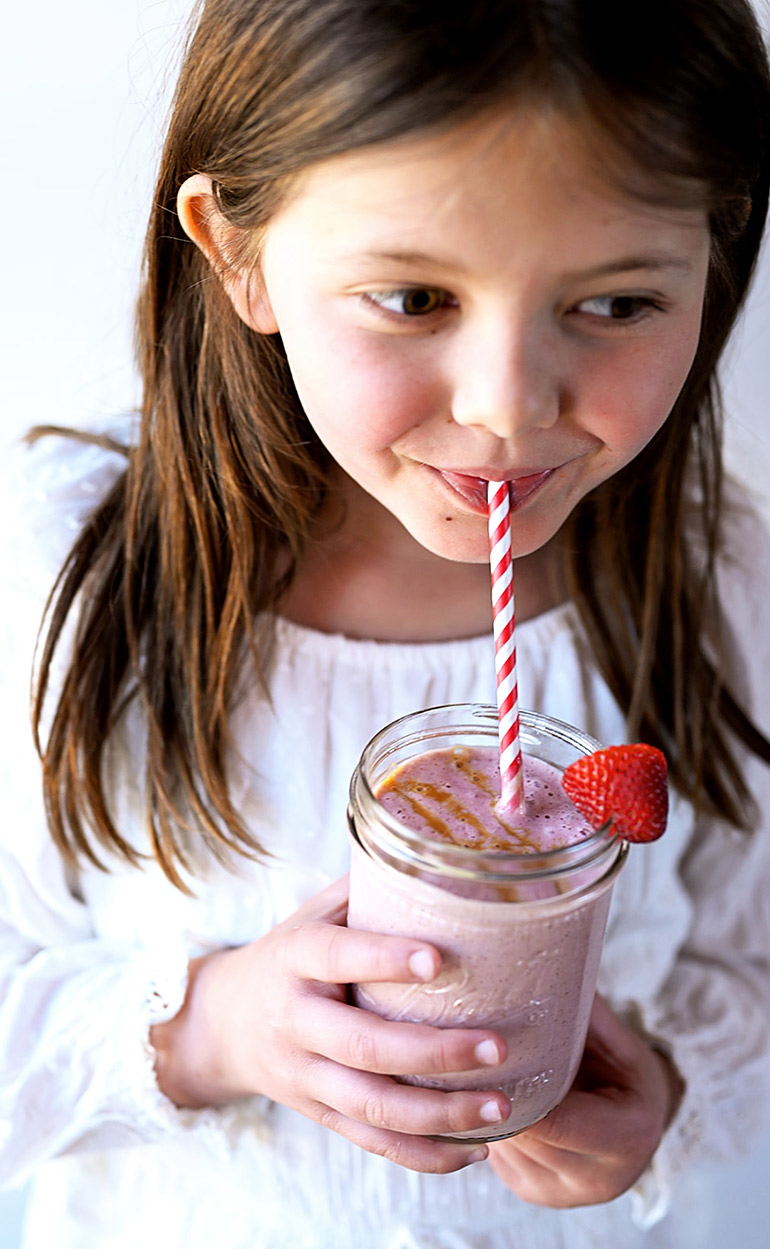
[[408, 949, 436, 981], [474, 1039, 501, 1066], [466, 1146, 489, 1165], [480, 1099, 504, 1124]]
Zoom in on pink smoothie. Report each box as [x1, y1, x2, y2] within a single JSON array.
[[376, 745, 593, 853], [348, 745, 621, 1142]]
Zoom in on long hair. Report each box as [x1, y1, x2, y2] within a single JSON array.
[[33, 0, 770, 887]]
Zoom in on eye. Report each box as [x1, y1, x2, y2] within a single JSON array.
[[573, 294, 660, 321], [365, 287, 450, 317]]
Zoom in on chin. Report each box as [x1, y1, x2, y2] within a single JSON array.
[[404, 518, 492, 565]]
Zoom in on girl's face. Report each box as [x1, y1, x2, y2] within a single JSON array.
[[247, 105, 711, 564]]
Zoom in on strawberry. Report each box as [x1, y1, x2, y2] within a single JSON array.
[[561, 743, 668, 843]]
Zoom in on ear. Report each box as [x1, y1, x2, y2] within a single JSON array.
[[176, 174, 279, 333]]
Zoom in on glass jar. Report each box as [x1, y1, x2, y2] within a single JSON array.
[[347, 704, 627, 1142]]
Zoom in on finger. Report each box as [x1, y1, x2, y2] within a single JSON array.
[[488, 1137, 556, 1192], [307, 1058, 510, 1138], [311, 1101, 490, 1174], [489, 1112, 615, 1198], [488, 1138, 603, 1209], [289, 875, 351, 926], [514, 1084, 652, 1162], [299, 995, 506, 1076], [284, 919, 442, 986]]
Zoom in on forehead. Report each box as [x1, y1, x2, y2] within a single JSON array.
[[266, 103, 708, 257]]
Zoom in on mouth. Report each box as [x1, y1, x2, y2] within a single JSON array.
[[436, 468, 556, 514]]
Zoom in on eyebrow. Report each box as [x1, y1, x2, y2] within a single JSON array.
[[350, 249, 695, 279], [576, 255, 696, 278]]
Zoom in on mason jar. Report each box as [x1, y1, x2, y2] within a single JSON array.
[[347, 704, 627, 1142]]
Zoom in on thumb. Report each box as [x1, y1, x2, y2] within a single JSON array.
[[582, 994, 646, 1082], [582, 994, 683, 1129]]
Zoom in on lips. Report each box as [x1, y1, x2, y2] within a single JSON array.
[[437, 468, 554, 513]]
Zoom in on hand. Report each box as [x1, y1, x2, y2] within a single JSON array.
[[487, 995, 684, 1207], [150, 876, 510, 1173]]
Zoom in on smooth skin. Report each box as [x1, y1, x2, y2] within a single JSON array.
[[156, 102, 698, 1200]]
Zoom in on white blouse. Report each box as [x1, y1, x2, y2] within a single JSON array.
[[1, 430, 769, 1249]]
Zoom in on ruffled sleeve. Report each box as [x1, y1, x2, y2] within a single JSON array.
[[0, 431, 228, 1188]]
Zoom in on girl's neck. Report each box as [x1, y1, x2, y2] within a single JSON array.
[[277, 487, 568, 643]]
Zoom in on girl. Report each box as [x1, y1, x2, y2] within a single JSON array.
[[2, 1, 770, 1247]]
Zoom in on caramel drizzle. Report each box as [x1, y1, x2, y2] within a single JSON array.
[[379, 770, 539, 851]]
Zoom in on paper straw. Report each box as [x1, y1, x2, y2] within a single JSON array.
[[488, 480, 525, 815]]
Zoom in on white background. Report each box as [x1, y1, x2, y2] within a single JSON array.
[[1, 2, 769, 1245]]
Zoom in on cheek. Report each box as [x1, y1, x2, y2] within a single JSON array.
[[285, 324, 436, 449], [586, 331, 701, 454]]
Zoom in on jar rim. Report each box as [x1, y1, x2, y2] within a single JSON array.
[[349, 703, 622, 883]]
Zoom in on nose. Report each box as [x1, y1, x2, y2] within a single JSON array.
[[450, 316, 561, 439]]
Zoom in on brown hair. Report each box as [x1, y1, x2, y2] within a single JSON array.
[[33, 0, 770, 887]]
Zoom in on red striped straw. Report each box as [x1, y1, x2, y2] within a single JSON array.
[[488, 480, 525, 816]]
